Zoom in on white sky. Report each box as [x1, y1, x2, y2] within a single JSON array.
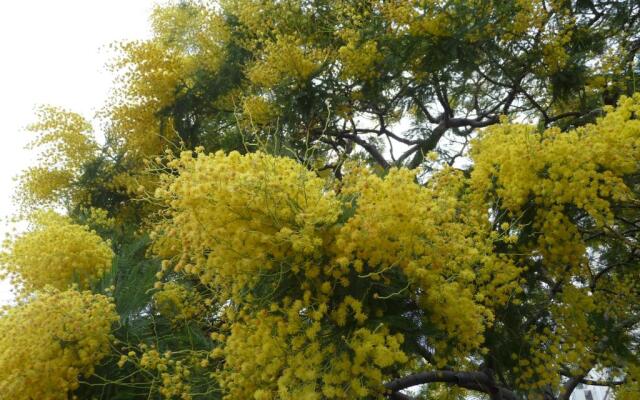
[[0, 0, 156, 303]]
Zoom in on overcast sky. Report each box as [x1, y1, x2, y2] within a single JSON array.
[[0, 1, 156, 303]]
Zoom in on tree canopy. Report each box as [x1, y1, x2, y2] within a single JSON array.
[[1, 1, 640, 400]]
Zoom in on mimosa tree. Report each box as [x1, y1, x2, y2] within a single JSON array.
[[1, 1, 639, 400]]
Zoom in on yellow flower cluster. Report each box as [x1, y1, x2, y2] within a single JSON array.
[[2, 211, 113, 292], [107, 3, 228, 159], [616, 363, 640, 400], [220, 310, 407, 400], [19, 106, 97, 207], [514, 287, 597, 390], [381, 0, 451, 37], [337, 30, 380, 81], [150, 3, 229, 72], [247, 34, 326, 87], [18, 167, 74, 208], [153, 282, 204, 323], [26, 106, 97, 170], [242, 95, 278, 126], [122, 345, 196, 400], [471, 95, 640, 391], [107, 39, 184, 159], [220, 0, 281, 40], [100, 7, 224, 204], [0, 289, 117, 399], [152, 151, 522, 398], [153, 150, 340, 301], [471, 95, 640, 270], [83, 207, 117, 230], [337, 166, 521, 360]]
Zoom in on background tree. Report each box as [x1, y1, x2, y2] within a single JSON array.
[[0, 1, 639, 400], [104, 0, 640, 175]]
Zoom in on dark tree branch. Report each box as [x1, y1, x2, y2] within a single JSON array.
[[545, 111, 583, 124], [433, 80, 453, 120], [522, 260, 579, 333], [401, 115, 499, 169], [412, 340, 437, 366], [580, 377, 626, 387], [328, 129, 390, 169], [410, 93, 441, 124], [560, 370, 626, 387], [383, 128, 421, 146], [385, 370, 519, 400]]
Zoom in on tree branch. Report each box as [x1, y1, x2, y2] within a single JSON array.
[[560, 370, 626, 387], [401, 115, 499, 169], [385, 370, 519, 400], [316, 127, 391, 169]]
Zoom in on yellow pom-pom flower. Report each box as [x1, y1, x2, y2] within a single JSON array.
[[0, 289, 118, 399], [2, 211, 113, 292]]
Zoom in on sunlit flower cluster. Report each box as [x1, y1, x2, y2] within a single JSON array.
[[153, 150, 341, 300], [0, 289, 117, 399], [153, 281, 204, 323], [119, 344, 202, 400], [152, 150, 522, 397], [18, 106, 98, 207], [471, 95, 640, 390], [336, 166, 521, 358], [1, 211, 113, 292], [220, 310, 407, 400]]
